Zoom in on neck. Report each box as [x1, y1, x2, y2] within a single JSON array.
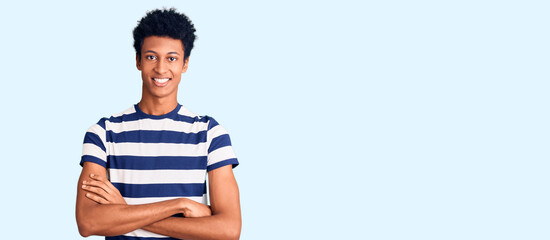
[[138, 97, 178, 116]]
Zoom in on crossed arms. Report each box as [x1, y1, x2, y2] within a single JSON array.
[[76, 162, 241, 240]]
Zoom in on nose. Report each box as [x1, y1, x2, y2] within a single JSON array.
[[154, 59, 167, 74]]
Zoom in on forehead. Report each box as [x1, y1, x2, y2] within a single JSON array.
[[141, 36, 184, 54]]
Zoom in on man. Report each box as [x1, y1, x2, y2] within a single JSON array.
[[76, 8, 241, 240]]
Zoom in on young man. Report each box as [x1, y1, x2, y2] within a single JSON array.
[[76, 8, 241, 240]]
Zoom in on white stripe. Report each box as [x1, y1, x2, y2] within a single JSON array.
[[124, 195, 207, 205], [124, 228, 170, 238], [110, 169, 206, 184], [106, 118, 209, 134], [82, 143, 106, 161], [107, 142, 207, 157], [178, 105, 199, 117], [206, 124, 229, 153], [112, 106, 136, 118], [87, 124, 106, 143], [207, 125, 229, 142], [208, 146, 237, 166]]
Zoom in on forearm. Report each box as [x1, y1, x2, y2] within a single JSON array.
[[77, 198, 183, 237], [143, 213, 241, 240], [142, 165, 242, 240]]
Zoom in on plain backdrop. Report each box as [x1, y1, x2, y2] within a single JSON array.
[[0, 0, 548, 239]]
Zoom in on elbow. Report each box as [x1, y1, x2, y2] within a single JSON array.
[[76, 213, 99, 237], [77, 206, 94, 237], [212, 214, 241, 240], [227, 229, 241, 240], [79, 230, 92, 238], [77, 221, 93, 237], [77, 217, 122, 237], [219, 229, 240, 240], [221, 229, 239, 240], [76, 219, 95, 237], [223, 219, 241, 240], [77, 216, 113, 237]]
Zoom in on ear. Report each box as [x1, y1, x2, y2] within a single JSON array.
[[136, 54, 142, 70], [182, 57, 189, 74]]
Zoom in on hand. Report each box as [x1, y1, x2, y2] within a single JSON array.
[[82, 174, 127, 205], [180, 198, 212, 218]]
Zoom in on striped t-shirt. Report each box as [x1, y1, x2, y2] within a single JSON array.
[[80, 104, 239, 239]]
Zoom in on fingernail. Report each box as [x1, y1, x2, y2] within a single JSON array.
[[90, 174, 94, 177], [82, 184, 86, 188]]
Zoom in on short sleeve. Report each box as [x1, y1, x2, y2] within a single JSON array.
[[80, 118, 108, 168], [205, 117, 239, 172]]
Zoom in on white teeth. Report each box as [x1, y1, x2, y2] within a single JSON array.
[[154, 78, 169, 83]]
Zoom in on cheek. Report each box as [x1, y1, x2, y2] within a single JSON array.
[[141, 71, 148, 80], [173, 65, 184, 73]]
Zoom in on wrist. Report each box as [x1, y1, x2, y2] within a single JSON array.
[[177, 198, 190, 213]]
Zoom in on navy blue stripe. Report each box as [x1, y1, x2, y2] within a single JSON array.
[[174, 113, 209, 123], [83, 132, 106, 151], [208, 134, 232, 153], [109, 156, 207, 170], [134, 104, 182, 120], [80, 155, 107, 168], [207, 158, 239, 172], [113, 183, 206, 198], [207, 117, 219, 130], [106, 236, 180, 240], [108, 111, 209, 124], [106, 130, 207, 144], [97, 118, 107, 129], [108, 112, 141, 123], [96, 118, 107, 129]]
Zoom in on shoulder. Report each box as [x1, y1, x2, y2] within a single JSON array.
[[175, 105, 220, 129], [106, 105, 139, 124], [85, 105, 137, 133]]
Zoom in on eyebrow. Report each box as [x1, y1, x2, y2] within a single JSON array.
[[144, 50, 180, 55]]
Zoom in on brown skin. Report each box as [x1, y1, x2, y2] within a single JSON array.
[[76, 162, 193, 237], [137, 36, 188, 115], [76, 36, 242, 239], [83, 173, 213, 218], [80, 164, 241, 239]]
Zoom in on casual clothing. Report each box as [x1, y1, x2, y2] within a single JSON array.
[[80, 104, 239, 239]]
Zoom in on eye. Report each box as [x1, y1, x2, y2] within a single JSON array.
[[146, 55, 156, 60], [168, 57, 177, 62]]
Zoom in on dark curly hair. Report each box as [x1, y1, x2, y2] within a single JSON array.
[[133, 8, 197, 61]]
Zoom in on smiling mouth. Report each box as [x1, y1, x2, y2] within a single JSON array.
[[152, 78, 170, 87]]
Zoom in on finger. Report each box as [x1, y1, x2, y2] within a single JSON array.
[[103, 179, 118, 191], [82, 184, 111, 200], [85, 192, 109, 204], [89, 173, 104, 181], [94, 177, 118, 192], [88, 174, 118, 193], [83, 180, 112, 194]]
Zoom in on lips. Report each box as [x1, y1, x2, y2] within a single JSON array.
[[152, 78, 170, 87]]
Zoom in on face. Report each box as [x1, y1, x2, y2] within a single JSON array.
[[136, 36, 188, 101]]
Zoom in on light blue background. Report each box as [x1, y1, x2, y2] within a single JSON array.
[[0, 1, 548, 239]]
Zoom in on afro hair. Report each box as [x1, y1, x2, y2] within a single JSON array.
[[133, 8, 197, 61]]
